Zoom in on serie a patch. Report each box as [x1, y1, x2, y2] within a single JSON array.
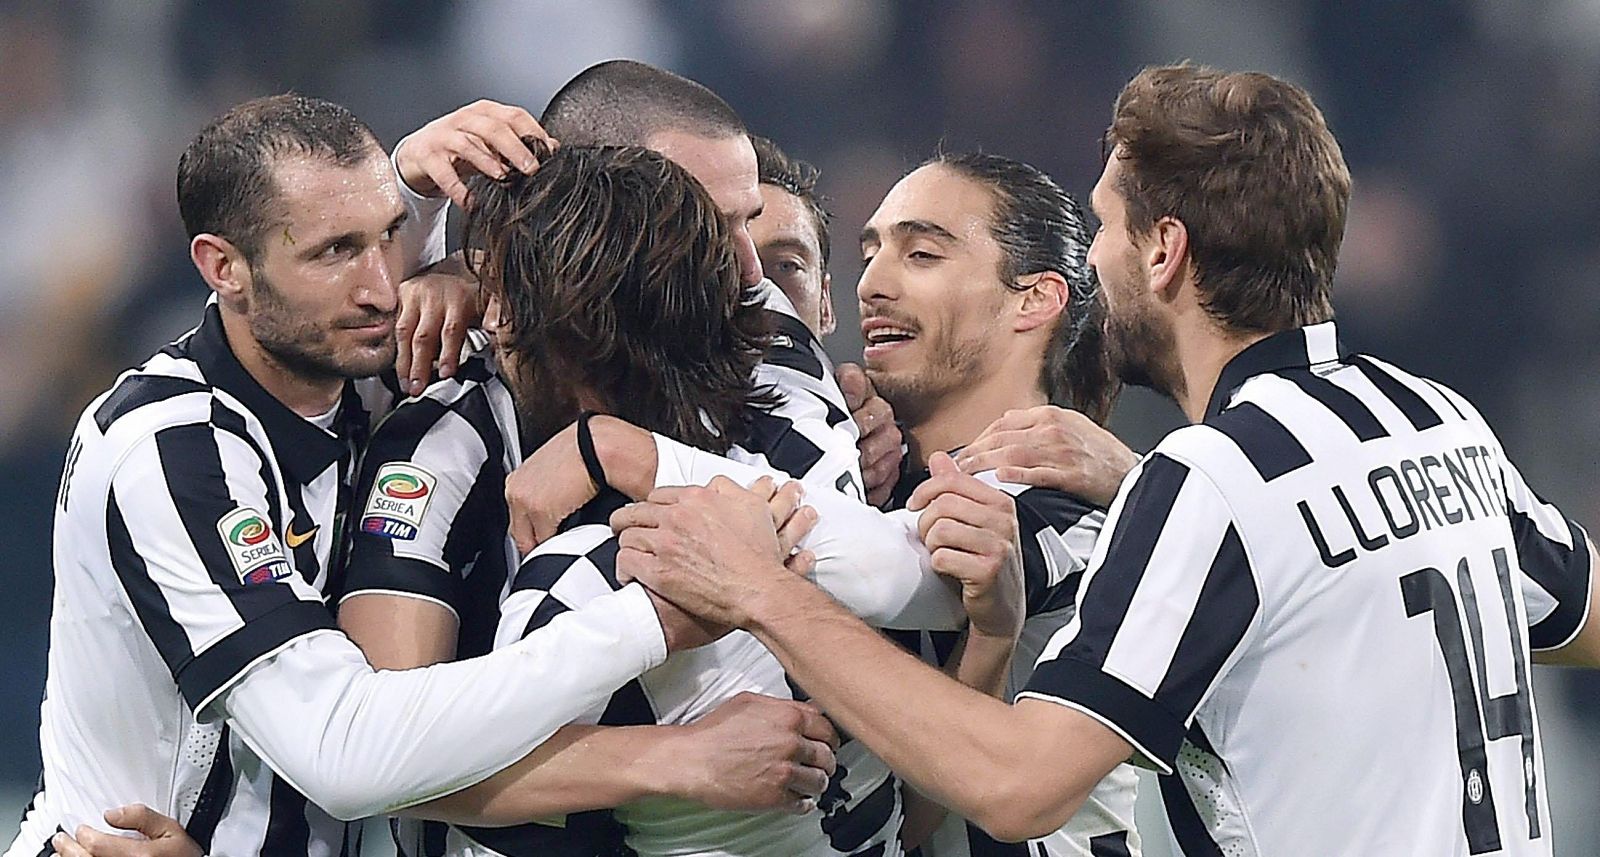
[[360, 462, 437, 540], [216, 506, 292, 586]]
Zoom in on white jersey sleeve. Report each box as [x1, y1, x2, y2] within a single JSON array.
[[1498, 456, 1593, 650], [654, 432, 964, 631], [219, 583, 666, 821], [391, 139, 452, 276]]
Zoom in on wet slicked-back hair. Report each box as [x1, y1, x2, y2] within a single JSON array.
[[929, 152, 1119, 425], [177, 94, 381, 261], [541, 59, 746, 147], [464, 140, 773, 451]]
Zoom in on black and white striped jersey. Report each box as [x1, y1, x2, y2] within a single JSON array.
[[12, 299, 388, 857], [1019, 321, 1592, 856], [337, 331, 522, 661], [874, 466, 1139, 857]]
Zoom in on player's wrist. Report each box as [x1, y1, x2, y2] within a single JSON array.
[[590, 415, 657, 499], [629, 724, 698, 800], [743, 570, 828, 637]]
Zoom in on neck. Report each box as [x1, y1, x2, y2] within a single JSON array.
[[220, 311, 344, 418], [1169, 312, 1270, 423], [904, 355, 1047, 467]]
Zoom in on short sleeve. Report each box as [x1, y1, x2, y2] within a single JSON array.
[[108, 423, 334, 713], [341, 397, 499, 619], [1500, 456, 1593, 650], [1017, 453, 1261, 774]]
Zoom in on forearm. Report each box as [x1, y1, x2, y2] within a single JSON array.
[[223, 587, 665, 821], [406, 723, 691, 825], [899, 630, 1016, 848], [743, 575, 1040, 828]]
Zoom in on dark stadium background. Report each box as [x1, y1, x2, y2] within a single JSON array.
[[2, 2, 1597, 853]]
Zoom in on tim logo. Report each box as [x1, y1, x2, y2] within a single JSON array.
[[216, 507, 291, 586], [360, 463, 437, 540]]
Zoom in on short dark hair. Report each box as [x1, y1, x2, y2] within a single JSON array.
[[930, 152, 1119, 425], [177, 93, 381, 260], [540, 60, 746, 147], [464, 140, 773, 451], [1108, 63, 1350, 333], [751, 134, 831, 266]]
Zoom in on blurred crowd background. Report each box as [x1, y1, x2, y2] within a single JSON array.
[[2, 1, 1598, 853]]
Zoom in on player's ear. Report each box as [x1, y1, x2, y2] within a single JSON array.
[[818, 272, 836, 337], [191, 234, 252, 311], [1013, 270, 1067, 334], [1147, 215, 1190, 300]]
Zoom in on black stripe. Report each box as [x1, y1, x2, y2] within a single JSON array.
[[587, 538, 625, 590], [94, 375, 208, 432], [820, 775, 898, 852], [1070, 454, 1190, 668], [1089, 830, 1133, 857], [263, 774, 312, 855], [107, 496, 195, 679], [155, 424, 303, 621], [1278, 367, 1387, 441], [458, 811, 629, 857], [963, 823, 1031, 855], [1013, 487, 1098, 615], [1350, 355, 1443, 431], [522, 595, 571, 638], [598, 678, 655, 726], [280, 469, 323, 587], [822, 394, 850, 428], [1023, 656, 1185, 769], [211, 401, 283, 535], [179, 600, 335, 709], [764, 311, 827, 379], [511, 551, 590, 595], [341, 555, 463, 610], [453, 354, 494, 385], [744, 410, 825, 479], [1153, 526, 1258, 721], [452, 382, 508, 466], [1207, 401, 1312, 482], [33, 826, 63, 857], [1516, 515, 1592, 650], [184, 728, 234, 851], [1423, 378, 1468, 420], [1160, 775, 1224, 857]]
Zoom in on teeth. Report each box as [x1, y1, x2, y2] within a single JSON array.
[[867, 326, 915, 344]]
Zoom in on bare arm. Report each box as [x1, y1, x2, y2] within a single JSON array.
[[611, 482, 1131, 842]]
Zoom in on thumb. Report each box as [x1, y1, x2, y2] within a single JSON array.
[[835, 363, 868, 406], [928, 450, 959, 477], [105, 803, 168, 836]]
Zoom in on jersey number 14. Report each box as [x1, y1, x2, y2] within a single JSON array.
[[1400, 547, 1539, 855]]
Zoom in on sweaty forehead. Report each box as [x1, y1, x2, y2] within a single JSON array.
[[864, 164, 995, 244], [647, 129, 761, 219], [270, 152, 403, 231]]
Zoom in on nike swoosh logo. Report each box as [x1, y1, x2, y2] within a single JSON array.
[[285, 524, 319, 549]]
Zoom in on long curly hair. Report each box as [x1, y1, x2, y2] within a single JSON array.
[[464, 140, 773, 451]]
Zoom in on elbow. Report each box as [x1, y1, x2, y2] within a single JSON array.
[[967, 776, 1088, 843]]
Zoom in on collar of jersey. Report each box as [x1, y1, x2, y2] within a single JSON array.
[[184, 300, 352, 483], [1204, 320, 1347, 420]]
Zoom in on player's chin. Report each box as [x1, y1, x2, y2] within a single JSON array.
[[337, 341, 398, 380]]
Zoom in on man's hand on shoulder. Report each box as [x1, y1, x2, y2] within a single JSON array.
[[394, 99, 555, 207], [955, 405, 1137, 508], [613, 476, 813, 629], [52, 805, 202, 857]]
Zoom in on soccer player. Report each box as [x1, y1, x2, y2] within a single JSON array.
[[610, 63, 1600, 855], [14, 95, 833, 857]]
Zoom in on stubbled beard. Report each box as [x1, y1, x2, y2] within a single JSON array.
[[869, 328, 988, 431], [249, 269, 395, 380], [1106, 294, 1183, 402]]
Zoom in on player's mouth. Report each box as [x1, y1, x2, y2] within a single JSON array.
[[343, 316, 396, 338], [861, 316, 918, 362]]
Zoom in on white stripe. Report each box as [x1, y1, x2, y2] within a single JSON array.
[[1303, 320, 1339, 364], [1102, 469, 1231, 695]]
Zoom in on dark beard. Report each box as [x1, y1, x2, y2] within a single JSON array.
[[1107, 304, 1184, 403], [249, 268, 395, 381], [869, 328, 988, 432]]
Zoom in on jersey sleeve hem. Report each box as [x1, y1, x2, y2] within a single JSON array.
[[1530, 520, 1594, 652], [337, 588, 461, 623], [181, 599, 338, 714], [1018, 656, 1184, 773], [339, 552, 460, 613]]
